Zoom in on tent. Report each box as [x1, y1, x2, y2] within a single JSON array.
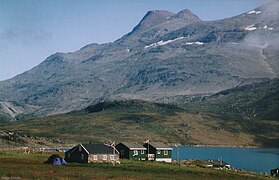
[[46, 154, 67, 165]]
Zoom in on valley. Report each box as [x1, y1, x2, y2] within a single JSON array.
[[1, 100, 278, 148]]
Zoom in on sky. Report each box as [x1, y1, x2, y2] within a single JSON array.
[[0, 0, 273, 81]]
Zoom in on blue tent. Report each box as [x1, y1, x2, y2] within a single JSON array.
[[52, 158, 63, 165], [46, 154, 67, 165]]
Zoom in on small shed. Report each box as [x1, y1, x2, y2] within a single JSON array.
[[143, 142, 172, 162], [271, 168, 279, 176], [199, 159, 231, 168], [116, 142, 147, 161], [65, 143, 119, 163]]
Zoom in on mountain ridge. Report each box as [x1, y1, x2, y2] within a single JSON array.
[[0, 2, 278, 121]]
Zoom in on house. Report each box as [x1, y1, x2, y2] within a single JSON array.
[[65, 143, 119, 163], [143, 142, 172, 162], [116, 142, 147, 161], [198, 159, 231, 168]]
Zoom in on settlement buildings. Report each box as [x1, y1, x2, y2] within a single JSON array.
[[65, 143, 119, 163], [116, 141, 172, 162], [143, 142, 172, 162], [115, 142, 147, 161], [65, 141, 173, 163]]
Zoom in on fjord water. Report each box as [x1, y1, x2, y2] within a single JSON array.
[[172, 146, 279, 173]]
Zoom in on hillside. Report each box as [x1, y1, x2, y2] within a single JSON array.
[[173, 78, 279, 120], [0, 2, 278, 120], [1, 100, 278, 148]]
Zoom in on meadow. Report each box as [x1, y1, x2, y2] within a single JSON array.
[[0, 151, 274, 180]]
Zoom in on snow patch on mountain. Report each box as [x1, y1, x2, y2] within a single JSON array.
[[185, 42, 204, 45], [144, 37, 185, 48], [244, 25, 257, 31], [247, 10, 261, 15], [263, 25, 274, 30]]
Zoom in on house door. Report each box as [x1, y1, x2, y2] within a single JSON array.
[[147, 154, 155, 161]]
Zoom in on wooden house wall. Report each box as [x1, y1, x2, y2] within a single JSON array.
[[144, 144, 156, 155], [116, 144, 130, 159], [155, 150, 172, 159], [88, 154, 119, 163], [116, 143, 147, 160], [128, 149, 147, 160], [65, 145, 88, 163], [144, 144, 172, 160]]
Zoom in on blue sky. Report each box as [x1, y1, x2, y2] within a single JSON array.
[[0, 0, 272, 81]]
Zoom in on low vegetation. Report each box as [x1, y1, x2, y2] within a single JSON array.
[[0, 100, 278, 148], [0, 151, 273, 179], [179, 79, 279, 120]]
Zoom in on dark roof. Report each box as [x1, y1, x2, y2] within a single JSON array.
[[147, 142, 172, 150], [119, 142, 146, 150], [82, 144, 115, 154], [65, 146, 75, 153]]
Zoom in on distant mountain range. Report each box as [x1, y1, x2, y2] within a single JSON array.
[[0, 2, 278, 122]]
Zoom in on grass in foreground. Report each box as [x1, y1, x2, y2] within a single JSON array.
[[0, 151, 274, 180]]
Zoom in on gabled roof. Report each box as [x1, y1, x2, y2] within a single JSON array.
[[66, 143, 117, 154], [147, 142, 172, 150], [118, 142, 146, 150], [83, 144, 117, 154]]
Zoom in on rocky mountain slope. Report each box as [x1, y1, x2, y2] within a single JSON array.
[[0, 2, 278, 120], [175, 78, 279, 120]]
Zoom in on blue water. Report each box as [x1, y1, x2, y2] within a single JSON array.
[[172, 146, 279, 173]]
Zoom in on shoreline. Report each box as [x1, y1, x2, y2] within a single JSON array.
[[171, 143, 279, 149]]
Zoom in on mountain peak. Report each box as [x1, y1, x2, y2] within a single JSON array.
[[129, 9, 201, 35], [175, 9, 201, 21], [143, 10, 175, 20], [131, 10, 175, 33]]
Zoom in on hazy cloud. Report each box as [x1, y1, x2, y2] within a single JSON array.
[[0, 28, 52, 47], [240, 1, 279, 48]]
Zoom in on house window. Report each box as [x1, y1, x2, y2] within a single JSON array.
[[110, 155, 115, 160], [141, 150, 144, 154], [93, 155, 98, 161], [157, 150, 161, 155], [67, 153, 71, 158], [81, 154, 84, 160], [133, 150, 138, 156], [78, 146, 82, 152], [103, 155, 107, 160], [121, 150, 124, 155], [164, 150, 168, 155]]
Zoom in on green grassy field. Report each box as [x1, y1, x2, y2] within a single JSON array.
[[0, 151, 274, 180]]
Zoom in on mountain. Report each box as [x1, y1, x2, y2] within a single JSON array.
[[175, 78, 279, 120], [126, 9, 201, 41], [0, 2, 278, 121]]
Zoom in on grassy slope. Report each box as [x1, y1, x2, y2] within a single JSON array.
[[179, 79, 279, 120], [0, 100, 278, 147], [0, 151, 273, 180]]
